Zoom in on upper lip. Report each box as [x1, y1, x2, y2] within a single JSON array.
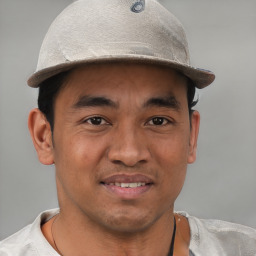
[[101, 174, 154, 184]]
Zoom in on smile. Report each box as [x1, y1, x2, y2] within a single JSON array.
[[107, 182, 146, 188], [100, 174, 154, 199]]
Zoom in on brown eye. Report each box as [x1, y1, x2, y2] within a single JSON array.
[[153, 117, 164, 125], [148, 117, 169, 126], [86, 117, 108, 125]]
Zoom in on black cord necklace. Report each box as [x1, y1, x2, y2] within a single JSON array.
[[168, 216, 177, 256]]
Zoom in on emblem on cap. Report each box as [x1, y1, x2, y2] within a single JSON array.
[[131, 0, 145, 13]]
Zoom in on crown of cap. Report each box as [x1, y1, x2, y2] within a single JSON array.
[[28, 0, 215, 88]]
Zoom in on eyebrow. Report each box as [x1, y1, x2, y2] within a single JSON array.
[[72, 95, 118, 109], [72, 95, 180, 111], [143, 96, 181, 111]]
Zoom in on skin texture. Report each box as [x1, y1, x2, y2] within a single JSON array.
[[29, 63, 200, 256]]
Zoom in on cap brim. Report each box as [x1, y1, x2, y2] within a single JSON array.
[[27, 55, 215, 89]]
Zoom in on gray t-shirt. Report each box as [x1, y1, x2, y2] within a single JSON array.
[[0, 209, 255, 255]]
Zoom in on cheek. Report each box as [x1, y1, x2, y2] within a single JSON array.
[[54, 131, 104, 163], [151, 131, 190, 194], [53, 132, 110, 188], [152, 129, 191, 166], [53, 134, 103, 205]]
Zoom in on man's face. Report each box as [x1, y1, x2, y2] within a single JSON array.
[[40, 63, 199, 233]]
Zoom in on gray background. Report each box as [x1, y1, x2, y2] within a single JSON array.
[[0, 0, 255, 239]]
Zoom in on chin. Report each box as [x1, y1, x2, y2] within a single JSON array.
[[100, 210, 159, 234]]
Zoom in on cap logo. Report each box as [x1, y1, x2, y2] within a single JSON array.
[[131, 0, 145, 13]]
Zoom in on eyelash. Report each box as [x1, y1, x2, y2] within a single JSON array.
[[83, 116, 173, 126], [83, 116, 110, 126], [146, 116, 173, 126]]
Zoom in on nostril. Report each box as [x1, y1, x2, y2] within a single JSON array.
[[112, 160, 123, 165], [111, 159, 138, 167], [111, 159, 147, 168]]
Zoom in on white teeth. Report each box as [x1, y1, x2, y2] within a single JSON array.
[[121, 183, 127, 188], [110, 182, 146, 188]]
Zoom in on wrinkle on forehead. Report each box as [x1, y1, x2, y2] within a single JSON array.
[[59, 62, 188, 111], [66, 62, 188, 88]]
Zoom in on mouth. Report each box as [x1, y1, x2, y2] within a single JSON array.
[[105, 182, 147, 188], [100, 174, 154, 199]]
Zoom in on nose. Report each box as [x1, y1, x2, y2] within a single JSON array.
[[107, 126, 150, 167]]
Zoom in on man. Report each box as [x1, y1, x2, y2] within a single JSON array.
[[0, 0, 255, 255]]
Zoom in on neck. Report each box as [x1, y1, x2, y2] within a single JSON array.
[[43, 208, 179, 256]]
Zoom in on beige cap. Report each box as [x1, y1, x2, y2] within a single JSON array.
[[27, 0, 215, 88]]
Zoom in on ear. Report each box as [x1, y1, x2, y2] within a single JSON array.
[[187, 110, 200, 164], [28, 108, 54, 165]]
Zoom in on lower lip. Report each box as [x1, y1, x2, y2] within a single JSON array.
[[102, 184, 153, 199]]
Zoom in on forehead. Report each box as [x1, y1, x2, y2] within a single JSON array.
[[59, 63, 188, 104]]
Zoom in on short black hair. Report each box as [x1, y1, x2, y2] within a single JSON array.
[[38, 71, 70, 131], [187, 78, 198, 115], [37, 70, 198, 131]]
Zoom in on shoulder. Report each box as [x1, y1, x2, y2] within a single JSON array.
[[191, 215, 256, 240], [0, 209, 59, 256], [0, 224, 34, 255], [178, 212, 256, 256]]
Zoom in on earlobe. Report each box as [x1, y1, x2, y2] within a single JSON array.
[[187, 111, 200, 164], [28, 108, 54, 165]]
